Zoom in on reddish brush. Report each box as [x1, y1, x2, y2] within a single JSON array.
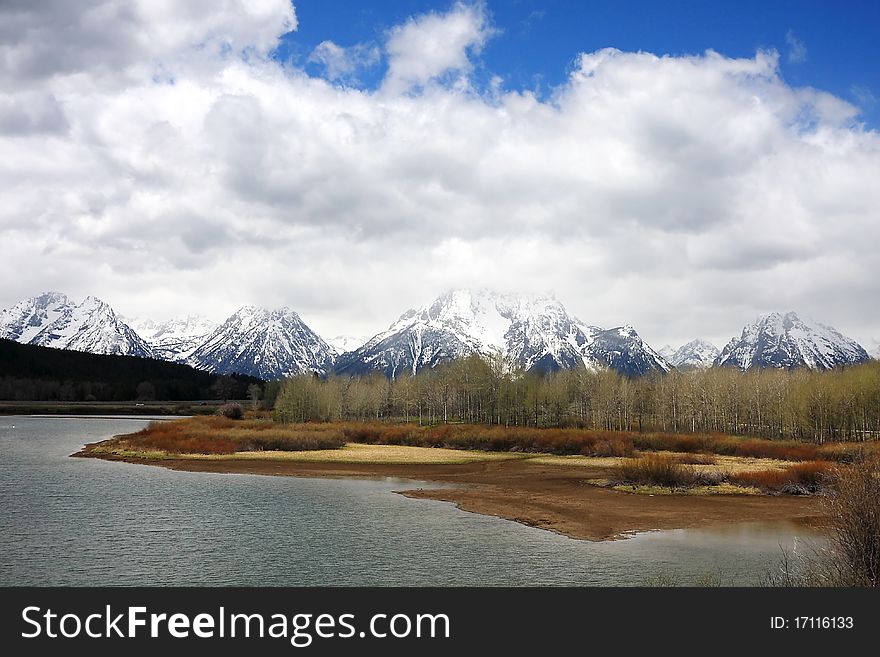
[[729, 461, 831, 493], [615, 454, 696, 488]]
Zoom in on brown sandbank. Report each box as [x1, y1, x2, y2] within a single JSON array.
[[74, 444, 824, 541]]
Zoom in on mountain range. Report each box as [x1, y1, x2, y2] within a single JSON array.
[[659, 339, 721, 370], [125, 314, 218, 361], [0, 292, 154, 358], [0, 291, 873, 380], [334, 289, 670, 377]]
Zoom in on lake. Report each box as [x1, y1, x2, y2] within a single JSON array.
[[0, 416, 824, 586]]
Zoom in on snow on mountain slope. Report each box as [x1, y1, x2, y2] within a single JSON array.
[[715, 312, 869, 371], [126, 314, 218, 361], [871, 345, 880, 360], [187, 305, 335, 379], [326, 334, 370, 354], [2, 293, 156, 357], [666, 339, 720, 369], [584, 325, 671, 376], [0, 291, 72, 343], [333, 289, 670, 378]]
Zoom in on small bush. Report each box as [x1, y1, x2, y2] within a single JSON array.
[[693, 470, 726, 486], [117, 416, 345, 454], [729, 461, 831, 493], [216, 402, 244, 420], [766, 457, 880, 587], [824, 458, 880, 586], [615, 454, 697, 488], [340, 423, 636, 457]]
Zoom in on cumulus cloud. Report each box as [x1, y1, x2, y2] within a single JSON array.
[[0, 1, 878, 351], [308, 40, 380, 82], [0, 0, 296, 86], [382, 1, 493, 94], [0, 92, 69, 135]]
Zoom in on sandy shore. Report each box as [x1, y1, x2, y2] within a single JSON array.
[[75, 445, 824, 541]]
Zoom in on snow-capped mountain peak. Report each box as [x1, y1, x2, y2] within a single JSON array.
[[187, 305, 335, 379], [715, 311, 869, 371], [0, 291, 72, 343], [666, 339, 720, 369], [125, 313, 219, 361], [334, 288, 669, 377], [0, 292, 155, 358], [326, 334, 370, 354]]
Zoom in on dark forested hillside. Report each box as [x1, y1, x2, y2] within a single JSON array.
[[0, 339, 261, 401]]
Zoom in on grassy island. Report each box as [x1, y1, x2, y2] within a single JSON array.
[[73, 412, 880, 541]]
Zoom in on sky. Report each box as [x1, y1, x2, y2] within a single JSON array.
[[0, 0, 878, 353]]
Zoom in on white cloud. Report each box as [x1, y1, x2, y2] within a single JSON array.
[[382, 1, 493, 94], [0, 0, 296, 87], [0, 2, 878, 352], [308, 40, 380, 82]]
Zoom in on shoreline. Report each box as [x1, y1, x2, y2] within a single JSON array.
[[74, 444, 825, 541]]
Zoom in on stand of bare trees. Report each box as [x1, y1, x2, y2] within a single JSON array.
[[274, 357, 880, 443]]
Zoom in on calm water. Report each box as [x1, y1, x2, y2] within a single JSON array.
[[0, 416, 823, 586]]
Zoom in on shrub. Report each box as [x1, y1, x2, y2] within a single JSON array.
[[239, 430, 345, 451], [614, 454, 696, 488], [216, 402, 244, 420], [117, 416, 345, 454], [693, 470, 726, 486], [767, 458, 880, 587], [729, 461, 831, 493], [340, 423, 636, 457], [823, 458, 880, 586]]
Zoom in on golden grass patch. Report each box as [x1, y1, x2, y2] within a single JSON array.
[[610, 483, 763, 496], [526, 455, 631, 468], [228, 444, 523, 464], [527, 451, 796, 476], [100, 442, 525, 465]]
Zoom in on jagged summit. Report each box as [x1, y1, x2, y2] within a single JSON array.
[[715, 311, 869, 371], [0, 292, 154, 358], [0, 292, 72, 343], [187, 305, 335, 380], [665, 339, 720, 369], [333, 288, 669, 378], [125, 314, 218, 361]]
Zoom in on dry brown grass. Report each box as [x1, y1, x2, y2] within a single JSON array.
[[729, 461, 832, 493], [632, 432, 828, 461], [614, 454, 697, 488], [111, 416, 346, 454], [339, 423, 636, 456], [675, 453, 717, 465], [340, 424, 876, 462], [105, 419, 878, 483], [609, 452, 830, 494], [223, 443, 522, 464]]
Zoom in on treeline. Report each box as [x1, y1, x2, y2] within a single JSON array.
[[0, 338, 261, 401], [274, 356, 880, 443]]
